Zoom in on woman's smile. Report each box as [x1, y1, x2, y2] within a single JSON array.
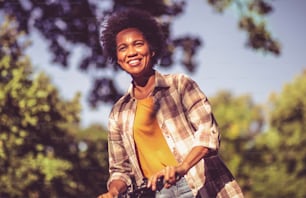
[[128, 58, 141, 66]]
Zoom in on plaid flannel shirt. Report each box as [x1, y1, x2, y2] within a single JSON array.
[[107, 71, 243, 197]]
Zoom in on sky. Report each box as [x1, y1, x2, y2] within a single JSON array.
[[25, 0, 306, 127]]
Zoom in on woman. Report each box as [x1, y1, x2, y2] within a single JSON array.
[[98, 8, 243, 198]]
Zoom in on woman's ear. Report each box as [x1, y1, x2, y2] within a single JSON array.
[[151, 51, 155, 57]]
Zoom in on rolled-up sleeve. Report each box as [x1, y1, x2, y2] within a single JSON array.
[[178, 75, 220, 150]]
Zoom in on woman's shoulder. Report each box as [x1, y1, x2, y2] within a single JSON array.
[[161, 71, 190, 79], [157, 71, 194, 85]]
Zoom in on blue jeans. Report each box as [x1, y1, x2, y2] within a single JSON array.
[[155, 177, 195, 198]]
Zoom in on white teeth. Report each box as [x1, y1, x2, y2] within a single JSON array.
[[128, 60, 140, 65]]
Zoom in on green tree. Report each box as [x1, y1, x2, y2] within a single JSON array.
[[0, 17, 109, 198], [0, 16, 78, 197], [245, 70, 306, 198], [66, 123, 110, 197], [0, 0, 280, 107]]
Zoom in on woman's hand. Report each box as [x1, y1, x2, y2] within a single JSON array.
[[97, 191, 118, 198], [97, 187, 120, 198], [97, 179, 126, 198], [147, 163, 188, 191]]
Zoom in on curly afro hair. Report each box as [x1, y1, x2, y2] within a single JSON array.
[[100, 8, 166, 66]]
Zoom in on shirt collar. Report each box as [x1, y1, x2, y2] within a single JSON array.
[[126, 70, 170, 98], [154, 70, 171, 88]]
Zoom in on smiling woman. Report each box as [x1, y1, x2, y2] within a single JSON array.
[[98, 8, 243, 198]]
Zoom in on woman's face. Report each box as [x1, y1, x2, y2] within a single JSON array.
[[116, 28, 154, 78]]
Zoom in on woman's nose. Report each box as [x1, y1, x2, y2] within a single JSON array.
[[127, 46, 137, 56]]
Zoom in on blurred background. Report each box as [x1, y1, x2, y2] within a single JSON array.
[[0, 0, 305, 197]]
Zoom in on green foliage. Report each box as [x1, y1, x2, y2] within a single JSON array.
[[65, 123, 110, 196], [0, 17, 75, 197], [245, 71, 306, 198], [210, 73, 306, 197], [0, 17, 109, 197]]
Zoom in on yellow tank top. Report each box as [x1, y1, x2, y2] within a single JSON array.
[[133, 97, 178, 178]]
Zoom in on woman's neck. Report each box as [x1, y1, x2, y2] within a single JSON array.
[[132, 69, 155, 87], [132, 70, 155, 99]]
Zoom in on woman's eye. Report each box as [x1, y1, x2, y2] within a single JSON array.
[[135, 42, 144, 46], [117, 46, 126, 51]]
